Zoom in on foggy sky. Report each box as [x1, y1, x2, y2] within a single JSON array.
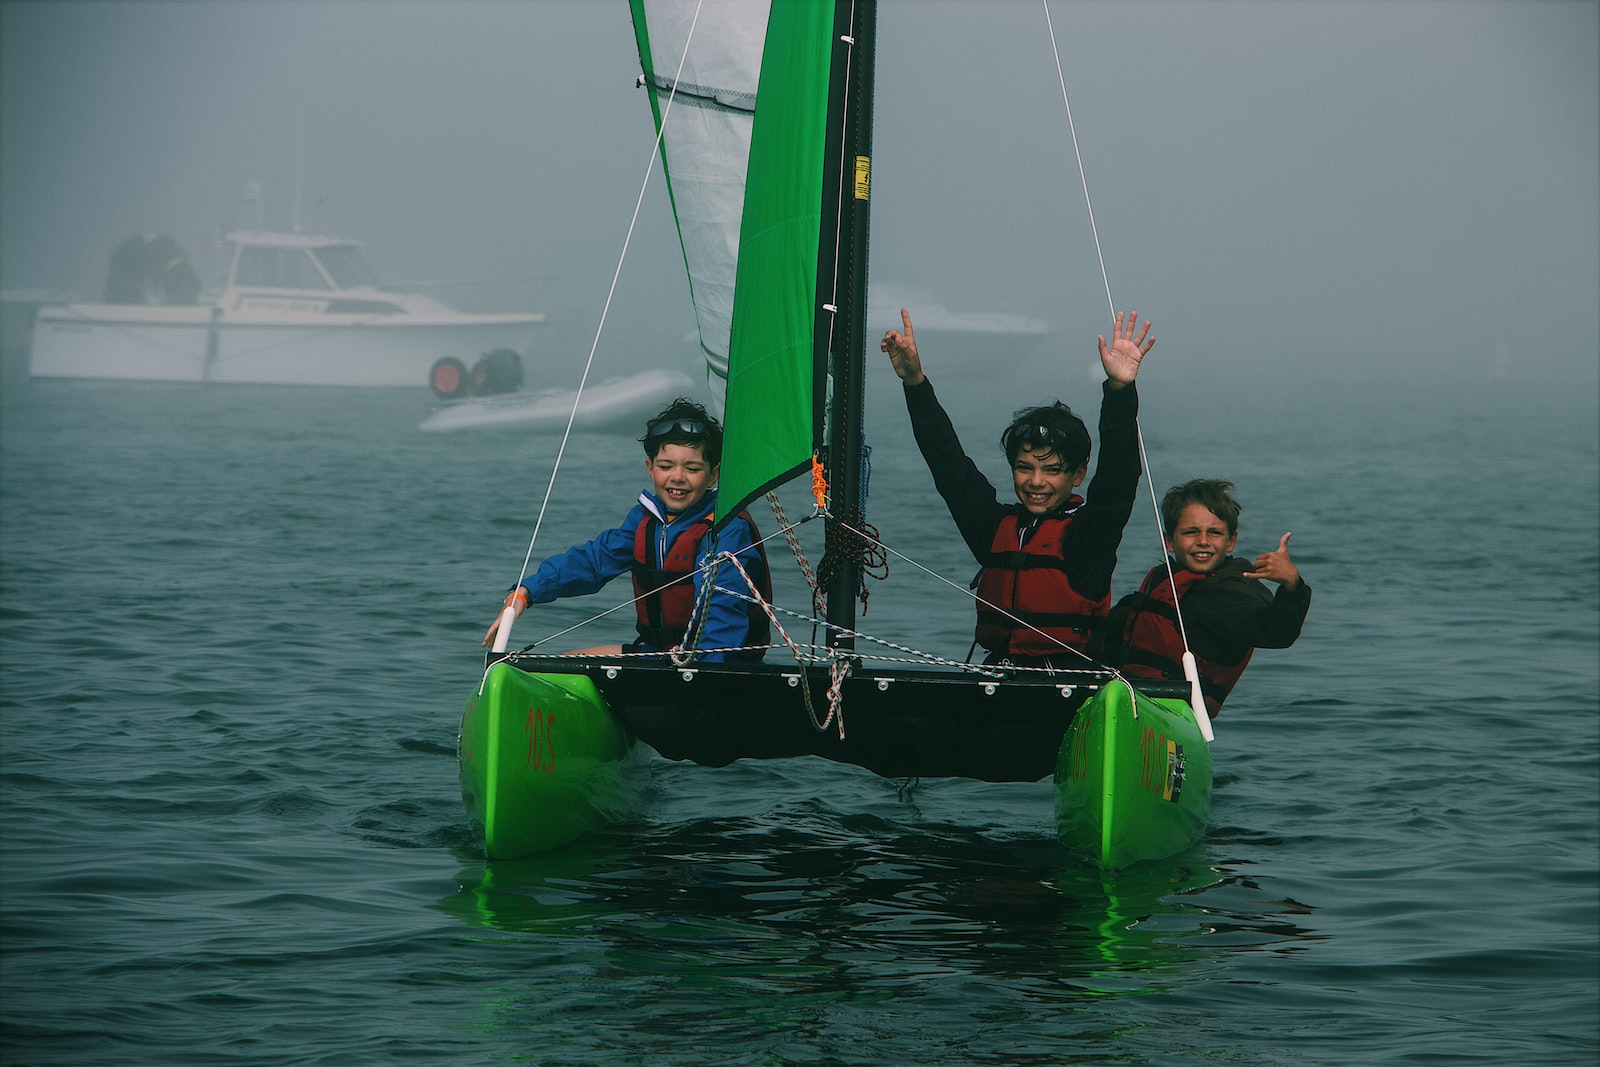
[[2, 0, 1595, 401]]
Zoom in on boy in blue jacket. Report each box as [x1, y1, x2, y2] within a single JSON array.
[[482, 398, 770, 662]]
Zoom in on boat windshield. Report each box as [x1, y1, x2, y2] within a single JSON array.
[[314, 244, 381, 289], [234, 247, 331, 291]]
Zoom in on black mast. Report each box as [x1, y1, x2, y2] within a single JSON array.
[[819, 0, 876, 651]]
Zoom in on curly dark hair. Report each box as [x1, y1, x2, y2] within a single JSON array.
[[999, 402, 1090, 469], [640, 397, 723, 465]]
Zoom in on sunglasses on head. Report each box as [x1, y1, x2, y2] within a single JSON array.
[[646, 416, 708, 439], [1009, 422, 1061, 447]]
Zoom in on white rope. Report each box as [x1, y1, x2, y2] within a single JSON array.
[[767, 490, 825, 614], [1042, 2, 1207, 737], [691, 548, 851, 736], [1042, 1, 1114, 327], [1043, 3, 1168, 571], [506, 0, 707, 591], [489, 3, 1207, 736], [502, 500, 819, 656], [835, 517, 1101, 666], [710, 577, 1119, 687]]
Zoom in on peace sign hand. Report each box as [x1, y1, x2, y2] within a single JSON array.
[[881, 308, 925, 386]]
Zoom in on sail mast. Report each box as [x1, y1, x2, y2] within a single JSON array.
[[820, 0, 876, 649]]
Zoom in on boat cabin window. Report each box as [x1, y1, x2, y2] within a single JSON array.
[[314, 244, 380, 289], [234, 247, 332, 291]]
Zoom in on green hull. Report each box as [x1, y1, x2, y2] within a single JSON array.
[[459, 659, 1214, 865], [457, 662, 633, 860], [1054, 682, 1214, 869]]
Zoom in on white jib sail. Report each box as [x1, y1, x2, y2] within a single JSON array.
[[631, 0, 771, 407]]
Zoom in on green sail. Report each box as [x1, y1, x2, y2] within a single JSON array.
[[715, 0, 834, 526], [629, 0, 833, 528]]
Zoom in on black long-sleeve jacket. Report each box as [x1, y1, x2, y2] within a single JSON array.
[[902, 375, 1143, 606]]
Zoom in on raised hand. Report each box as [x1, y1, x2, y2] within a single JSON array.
[[1244, 532, 1302, 588], [880, 307, 924, 385], [1097, 310, 1155, 389]]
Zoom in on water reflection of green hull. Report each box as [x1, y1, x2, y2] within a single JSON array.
[[1054, 682, 1214, 870], [456, 662, 635, 859], [437, 834, 1235, 1004]]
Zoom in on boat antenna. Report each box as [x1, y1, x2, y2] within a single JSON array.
[[491, 1, 709, 652], [244, 180, 265, 232], [1041, 0, 1213, 741]]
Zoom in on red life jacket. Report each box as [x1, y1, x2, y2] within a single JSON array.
[[631, 510, 771, 660], [1113, 564, 1252, 717], [973, 505, 1108, 656]]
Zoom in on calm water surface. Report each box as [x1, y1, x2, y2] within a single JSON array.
[[1, 361, 1595, 1065]]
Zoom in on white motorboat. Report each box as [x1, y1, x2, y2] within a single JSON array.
[[29, 230, 545, 387], [418, 368, 696, 434]]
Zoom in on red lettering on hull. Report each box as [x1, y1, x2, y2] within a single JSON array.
[[524, 706, 557, 774]]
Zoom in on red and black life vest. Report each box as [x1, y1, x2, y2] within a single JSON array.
[[973, 506, 1109, 656], [631, 510, 771, 660], [1111, 565, 1251, 717]]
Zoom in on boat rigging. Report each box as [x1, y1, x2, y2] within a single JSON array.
[[460, 0, 1216, 868]]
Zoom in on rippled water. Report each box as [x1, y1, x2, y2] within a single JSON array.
[[2, 361, 1595, 1065]]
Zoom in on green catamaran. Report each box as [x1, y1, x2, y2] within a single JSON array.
[[458, 0, 1214, 868]]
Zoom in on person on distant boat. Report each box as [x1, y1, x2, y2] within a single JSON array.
[[1089, 479, 1311, 716], [880, 307, 1152, 668], [481, 398, 771, 662]]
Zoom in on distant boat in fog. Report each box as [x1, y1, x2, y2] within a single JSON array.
[[419, 368, 696, 434], [867, 284, 1053, 356], [1, 287, 76, 354], [28, 230, 546, 387]]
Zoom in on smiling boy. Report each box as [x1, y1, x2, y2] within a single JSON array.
[[482, 398, 770, 661], [880, 308, 1154, 666], [1091, 479, 1311, 716]]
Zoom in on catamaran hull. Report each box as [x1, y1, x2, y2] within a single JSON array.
[[1055, 682, 1214, 868], [30, 306, 543, 387], [460, 654, 1209, 866], [457, 661, 634, 860]]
